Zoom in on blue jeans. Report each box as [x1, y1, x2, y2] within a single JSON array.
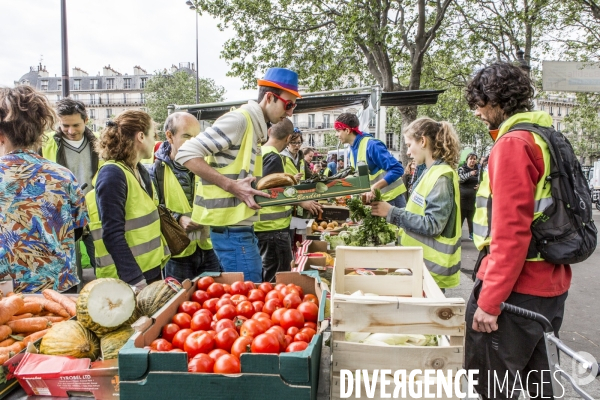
[[164, 246, 222, 283], [209, 227, 263, 282], [388, 193, 407, 208]]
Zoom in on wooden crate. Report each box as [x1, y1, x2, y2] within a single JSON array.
[[330, 246, 465, 400]]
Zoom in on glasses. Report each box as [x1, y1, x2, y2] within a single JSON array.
[[270, 92, 297, 111], [289, 141, 302, 146]]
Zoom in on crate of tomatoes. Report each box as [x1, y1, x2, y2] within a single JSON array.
[[118, 271, 327, 400]]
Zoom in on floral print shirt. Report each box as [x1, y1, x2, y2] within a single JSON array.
[[0, 149, 88, 292]]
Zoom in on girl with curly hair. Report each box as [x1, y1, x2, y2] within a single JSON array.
[[371, 117, 461, 289]]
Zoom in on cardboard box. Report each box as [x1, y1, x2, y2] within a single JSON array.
[[118, 272, 328, 400], [14, 353, 119, 399], [255, 165, 371, 207]]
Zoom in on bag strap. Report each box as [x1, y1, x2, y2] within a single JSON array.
[[154, 159, 166, 206]]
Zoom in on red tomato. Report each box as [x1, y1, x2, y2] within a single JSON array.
[[258, 282, 273, 294], [222, 284, 231, 295], [274, 283, 286, 292], [297, 301, 319, 323], [216, 298, 233, 309], [256, 317, 273, 330], [286, 341, 309, 353], [191, 290, 210, 305], [207, 283, 225, 299], [271, 308, 286, 326], [184, 331, 215, 358], [230, 336, 253, 359], [221, 293, 232, 299], [280, 286, 297, 297], [251, 312, 270, 320], [172, 328, 194, 349], [243, 281, 255, 292], [197, 276, 215, 291], [202, 298, 219, 314], [172, 313, 192, 329], [283, 293, 301, 309], [230, 294, 248, 306], [235, 301, 255, 319], [302, 294, 319, 305], [170, 348, 185, 353], [214, 328, 239, 352], [280, 309, 305, 330], [240, 319, 265, 338], [190, 312, 212, 331], [233, 316, 247, 333], [206, 330, 217, 338], [286, 326, 299, 337], [188, 353, 214, 373], [304, 322, 317, 330], [294, 332, 310, 343], [289, 284, 304, 299], [208, 348, 229, 362], [300, 327, 316, 342], [263, 299, 282, 316], [252, 301, 264, 313], [210, 320, 217, 331], [247, 289, 265, 302], [150, 338, 173, 352], [230, 281, 248, 296], [161, 323, 180, 342], [285, 335, 293, 348], [266, 327, 287, 352], [265, 290, 283, 302], [178, 301, 201, 315], [215, 319, 236, 333], [213, 354, 241, 374], [251, 333, 280, 354], [193, 309, 213, 319], [216, 304, 236, 320]]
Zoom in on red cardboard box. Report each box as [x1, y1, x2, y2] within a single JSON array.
[[14, 353, 119, 399]]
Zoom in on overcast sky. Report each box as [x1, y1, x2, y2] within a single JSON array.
[[0, 0, 257, 101]]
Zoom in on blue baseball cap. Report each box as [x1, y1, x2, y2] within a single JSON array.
[[257, 67, 302, 98]]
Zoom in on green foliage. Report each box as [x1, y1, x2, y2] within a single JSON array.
[[144, 71, 225, 127], [563, 93, 600, 160], [345, 190, 397, 246]]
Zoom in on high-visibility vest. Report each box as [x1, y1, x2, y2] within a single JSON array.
[[349, 136, 407, 201], [41, 131, 104, 168], [160, 162, 212, 257], [86, 161, 168, 279], [192, 109, 263, 226], [401, 163, 461, 288], [254, 146, 293, 232], [283, 155, 305, 180], [472, 125, 552, 261], [323, 167, 331, 176]]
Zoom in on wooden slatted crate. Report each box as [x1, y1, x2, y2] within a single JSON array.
[[330, 246, 466, 400]]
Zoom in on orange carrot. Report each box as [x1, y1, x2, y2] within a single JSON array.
[[7, 317, 51, 334], [23, 329, 49, 345], [9, 313, 33, 321], [0, 354, 9, 364], [0, 325, 11, 341], [16, 302, 43, 315], [43, 316, 66, 323], [0, 338, 16, 347], [23, 297, 69, 318], [0, 341, 26, 356], [43, 289, 76, 317], [0, 296, 25, 325]]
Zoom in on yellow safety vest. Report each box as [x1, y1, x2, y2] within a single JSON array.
[[473, 116, 553, 261], [254, 146, 293, 232], [192, 109, 263, 226], [283, 155, 306, 180], [160, 162, 213, 257], [86, 161, 169, 279], [349, 136, 407, 201], [401, 163, 461, 289], [41, 131, 104, 167]]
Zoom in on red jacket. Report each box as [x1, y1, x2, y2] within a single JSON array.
[[476, 129, 572, 316]]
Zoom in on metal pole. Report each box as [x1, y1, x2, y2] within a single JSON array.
[[60, 0, 70, 98], [195, 11, 199, 104]]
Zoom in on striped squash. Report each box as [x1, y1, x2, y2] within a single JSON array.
[[40, 320, 100, 361], [100, 325, 135, 360], [136, 281, 179, 317]]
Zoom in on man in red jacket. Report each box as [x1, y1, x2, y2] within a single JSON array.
[[464, 62, 572, 399]]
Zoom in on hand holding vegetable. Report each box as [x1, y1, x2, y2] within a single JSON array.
[[370, 201, 392, 218]]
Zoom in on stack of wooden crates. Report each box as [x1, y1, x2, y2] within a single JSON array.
[[330, 246, 466, 400]]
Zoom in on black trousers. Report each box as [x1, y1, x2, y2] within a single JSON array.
[[461, 207, 475, 236], [465, 279, 568, 399], [256, 229, 293, 283]]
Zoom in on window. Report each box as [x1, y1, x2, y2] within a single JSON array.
[[106, 79, 114, 89], [386, 132, 394, 149], [91, 124, 96, 132], [140, 92, 145, 103], [308, 114, 315, 128], [57, 82, 61, 91], [540, 105, 544, 111], [124, 78, 131, 89], [549, 106, 553, 115], [73, 80, 81, 90], [308, 134, 315, 147], [73, 94, 79, 100], [292, 115, 298, 127], [90, 79, 98, 90], [557, 122, 561, 131], [123, 93, 127, 103], [558, 107, 562, 116], [106, 109, 112, 118], [89, 94, 96, 105], [566, 107, 569, 116], [41, 80, 48, 91], [56, 95, 61, 101], [89, 109, 95, 119], [323, 114, 330, 129], [140, 78, 147, 89]]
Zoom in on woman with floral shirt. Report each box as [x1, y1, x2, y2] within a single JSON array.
[[0, 85, 88, 293]]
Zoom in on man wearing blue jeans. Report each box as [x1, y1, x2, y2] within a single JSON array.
[[176, 68, 302, 282]]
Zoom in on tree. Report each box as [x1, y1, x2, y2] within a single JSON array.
[[144, 71, 225, 128], [563, 93, 600, 163]]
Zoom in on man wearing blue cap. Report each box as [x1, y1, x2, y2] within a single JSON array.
[[175, 67, 301, 282]]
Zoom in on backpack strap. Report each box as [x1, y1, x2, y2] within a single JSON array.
[[154, 159, 166, 206]]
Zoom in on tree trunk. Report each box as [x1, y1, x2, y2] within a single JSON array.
[[398, 105, 418, 166]]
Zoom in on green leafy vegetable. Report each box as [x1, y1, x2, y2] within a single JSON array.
[[345, 190, 397, 247]]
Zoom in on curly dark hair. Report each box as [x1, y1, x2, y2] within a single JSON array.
[[465, 62, 534, 117]]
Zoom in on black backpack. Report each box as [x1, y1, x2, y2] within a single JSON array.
[[508, 123, 597, 264]]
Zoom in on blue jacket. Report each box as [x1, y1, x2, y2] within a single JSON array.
[[327, 161, 337, 175], [349, 134, 404, 184]]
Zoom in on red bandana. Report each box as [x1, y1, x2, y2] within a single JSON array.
[[334, 121, 362, 135]]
